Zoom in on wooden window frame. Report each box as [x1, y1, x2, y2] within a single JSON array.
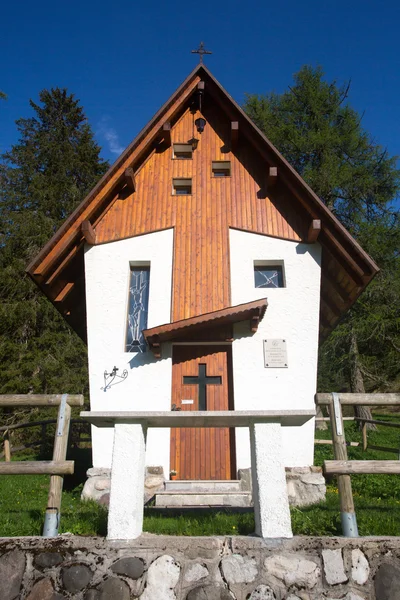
[[172, 178, 192, 196], [212, 160, 231, 178], [125, 264, 151, 353], [254, 260, 286, 289], [173, 143, 193, 160]]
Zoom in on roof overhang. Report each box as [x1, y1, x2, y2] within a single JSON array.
[[143, 298, 268, 358], [26, 63, 379, 342]]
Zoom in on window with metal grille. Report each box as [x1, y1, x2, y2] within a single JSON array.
[[254, 263, 285, 288], [126, 266, 150, 352]]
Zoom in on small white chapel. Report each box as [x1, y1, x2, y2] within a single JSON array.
[[28, 62, 378, 509]]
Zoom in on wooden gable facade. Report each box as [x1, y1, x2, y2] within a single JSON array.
[[27, 65, 381, 481], [27, 64, 379, 345]]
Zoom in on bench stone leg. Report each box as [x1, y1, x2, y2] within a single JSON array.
[[107, 423, 147, 540], [250, 422, 292, 538]]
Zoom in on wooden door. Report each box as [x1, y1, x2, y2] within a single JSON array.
[[170, 345, 235, 480]]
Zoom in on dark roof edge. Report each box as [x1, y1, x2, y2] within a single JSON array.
[[200, 65, 379, 275], [26, 64, 205, 274], [27, 63, 379, 278]]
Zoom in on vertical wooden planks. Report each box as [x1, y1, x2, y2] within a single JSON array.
[[170, 345, 233, 480], [95, 105, 302, 325]]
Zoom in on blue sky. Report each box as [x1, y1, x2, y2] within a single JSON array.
[[1, 0, 399, 175]]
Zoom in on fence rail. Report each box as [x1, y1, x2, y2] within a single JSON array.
[[0, 460, 74, 475], [0, 393, 84, 537], [0, 394, 84, 407], [324, 460, 400, 475], [315, 391, 400, 537], [1, 419, 90, 460], [316, 393, 400, 405]]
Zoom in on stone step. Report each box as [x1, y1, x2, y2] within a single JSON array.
[[164, 479, 242, 493], [155, 491, 252, 508]]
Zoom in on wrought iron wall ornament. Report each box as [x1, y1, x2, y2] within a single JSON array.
[[102, 366, 128, 391]]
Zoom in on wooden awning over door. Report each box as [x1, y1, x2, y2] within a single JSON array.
[[143, 298, 268, 358]]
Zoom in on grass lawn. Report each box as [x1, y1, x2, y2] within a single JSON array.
[[1, 416, 400, 537]]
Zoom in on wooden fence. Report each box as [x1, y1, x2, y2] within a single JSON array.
[[315, 392, 400, 537], [0, 394, 84, 537], [1, 418, 91, 460]]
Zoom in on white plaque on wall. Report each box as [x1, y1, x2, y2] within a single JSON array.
[[263, 339, 288, 368]]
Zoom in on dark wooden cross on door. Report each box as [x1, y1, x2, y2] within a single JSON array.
[[183, 364, 222, 410]]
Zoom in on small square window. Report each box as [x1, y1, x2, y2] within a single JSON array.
[[212, 161, 231, 177], [173, 143, 193, 159], [254, 264, 285, 288], [173, 178, 192, 195]]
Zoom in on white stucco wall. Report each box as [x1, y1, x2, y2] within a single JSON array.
[[229, 228, 321, 468], [84, 228, 174, 474]]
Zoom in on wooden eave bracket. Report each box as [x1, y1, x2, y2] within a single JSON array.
[[250, 308, 261, 333], [231, 121, 239, 149], [81, 220, 96, 245], [148, 335, 161, 359], [267, 166, 278, 187], [307, 219, 321, 243], [162, 122, 171, 147], [124, 167, 136, 193]]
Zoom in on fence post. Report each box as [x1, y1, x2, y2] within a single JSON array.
[[4, 430, 11, 462], [362, 422, 368, 451], [41, 423, 47, 456], [329, 392, 359, 537], [43, 394, 71, 537]]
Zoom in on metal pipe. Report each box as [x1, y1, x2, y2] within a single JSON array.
[[43, 511, 59, 538], [341, 512, 359, 537]]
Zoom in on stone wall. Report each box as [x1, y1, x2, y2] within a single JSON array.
[[0, 535, 399, 599]]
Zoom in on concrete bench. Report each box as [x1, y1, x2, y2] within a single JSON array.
[[81, 410, 315, 540]]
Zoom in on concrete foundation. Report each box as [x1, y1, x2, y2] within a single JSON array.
[[82, 467, 326, 509]]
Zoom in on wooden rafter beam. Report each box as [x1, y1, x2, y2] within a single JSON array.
[[283, 175, 376, 280], [307, 219, 321, 243], [81, 220, 96, 245], [196, 75, 378, 281], [321, 293, 342, 318], [162, 122, 171, 147], [321, 271, 349, 304], [44, 245, 80, 288], [321, 229, 367, 287], [231, 121, 239, 149], [320, 311, 333, 331], [54, 282, 74, 303], [124, 167, 136, 193], [267, 166, 278, 188], [28, 75, 201, 279]]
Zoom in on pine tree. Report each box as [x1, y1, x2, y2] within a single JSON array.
[[0, 88, 108, 405], [244, 66, 400, 413]]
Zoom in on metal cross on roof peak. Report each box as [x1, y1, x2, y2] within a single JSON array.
[[191, 41, 212, 64]]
